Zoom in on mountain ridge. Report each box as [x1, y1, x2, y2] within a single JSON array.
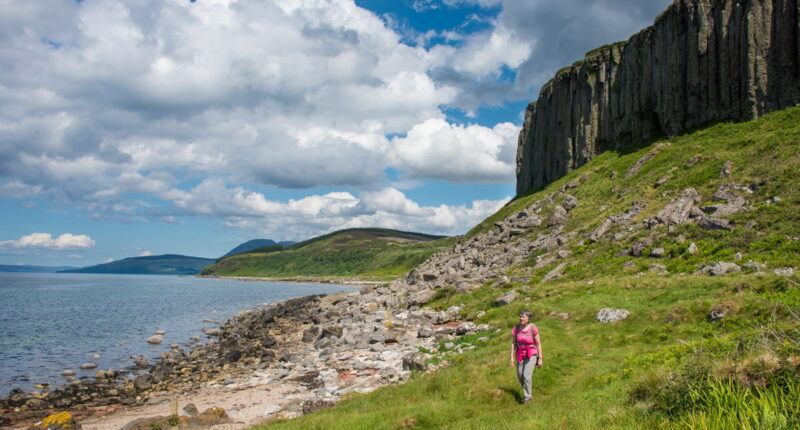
[[61, 254, 216, 275]]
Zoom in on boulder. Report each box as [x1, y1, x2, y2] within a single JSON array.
[[595, 308, 630, 323], [743, 260, 766, 272], [183, 403, 199, 416], [648, 188, 700, 226], [147, 335, 163, 344], [302, 326, 321, 343], [685, 243, 699, 254], [542, 263, 567, 282], [720, 160, 733, 176], [79, 363, 97, 370], [417, 327, 433, 338], [562, 194, 578, 211], [402, 352, 427, 371], [698, 216, 732, 231], [547, 206, 568, 227], [698, 262, 741, 276], [649, 248, 665, 258], [774, 268, 795, 276], [134, 374, 153, 391], [456, 322, 477, 336], [589, 218, 614, 242], [494, 290, 518, 307]]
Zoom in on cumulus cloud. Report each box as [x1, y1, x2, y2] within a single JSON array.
[[159, 179, 508, 240], [0, 0, 671, 240], [390, 119, 519, 182], [0, 0, 521, 211], [0, 233, 96, 250], [138, 250, 152, 257]]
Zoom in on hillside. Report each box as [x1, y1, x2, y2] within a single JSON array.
[[259, 107, 800, 429], [0, 265, 77, 273], [61, 254, 216, 275], [201, 228, 452, 280], [220, 239, 295, 258]]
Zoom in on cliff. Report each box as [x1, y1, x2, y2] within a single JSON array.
[[516, 0, 800, 195]]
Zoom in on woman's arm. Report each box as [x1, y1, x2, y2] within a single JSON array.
[[535, 333, 543, 366], [510, 337, 516, 367]]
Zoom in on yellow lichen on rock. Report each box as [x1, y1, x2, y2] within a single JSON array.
[[36, 411, 77, 429]]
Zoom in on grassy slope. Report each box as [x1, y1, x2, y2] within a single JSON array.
[[202, 228, 454, 281], [258, 107, 800, 429]]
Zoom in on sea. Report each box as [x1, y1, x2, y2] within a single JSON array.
[[0, 272, 353, 395]]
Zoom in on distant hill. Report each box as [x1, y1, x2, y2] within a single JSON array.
[[0, 264, 77, 273], [61, 254, 216, 275], [202, 228, 452, 280], [221, 239, 295, 258]]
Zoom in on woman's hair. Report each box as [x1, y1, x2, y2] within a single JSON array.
[[519, 309, 533, 320]]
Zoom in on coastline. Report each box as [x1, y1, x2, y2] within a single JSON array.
[[2, 282, 492, 429], [190, 275, 388, 288]]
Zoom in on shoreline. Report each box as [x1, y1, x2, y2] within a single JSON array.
[[2, 283, 492, 429], [190, 275, 389, 287]]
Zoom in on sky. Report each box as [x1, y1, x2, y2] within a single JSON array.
[[0, 0, 672, 265]]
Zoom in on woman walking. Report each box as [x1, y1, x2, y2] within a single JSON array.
[[511, 309, 542, 403]]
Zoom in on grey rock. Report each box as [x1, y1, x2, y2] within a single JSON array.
[[302, 326, 321, 343], [183, 403, 199, 416], [720, 160, 734, 177], [134, 374, 152, 391], [631, 237, 654, 257], [147, 334, 163, 344], [135, 358, 149, 368], [562, 194, 578, 211], [625, 143, 668, 179], [456, 322, 477, 336], [685, 243, 699, 254], [542, 263, 567, 282], [595, 308, 630, 323], [648, 188, 700, 226], [402, 353, 427, 371], [547, 205, 568, 227], [494, 290, 519, 307], [61, 369, 76, 376], [698, 216, 732, 231], [774, 267, 795, 276], [589, 218, 614, 242], [743, 260, 766, 271], [417, 327, 433, 338], [650, 248, 665, 258], [698, 262, 741, 276], [79, 362, 97, 370]]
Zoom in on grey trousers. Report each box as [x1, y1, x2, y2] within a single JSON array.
[[516, 355, 537, 400]]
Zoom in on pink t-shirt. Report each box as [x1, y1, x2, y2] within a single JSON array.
[[512, 324, 539, 362]]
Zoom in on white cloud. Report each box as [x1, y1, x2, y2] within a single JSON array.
[[0, 0, 671, 239], [390, 119, 519, 182], [160, 180, 508, 240], [0, 233, 96, 250], [138, 250, 152, 257]]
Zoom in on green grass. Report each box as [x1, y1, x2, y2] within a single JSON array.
[[201, 228, 455, 281], [253, 107, 800, 429]]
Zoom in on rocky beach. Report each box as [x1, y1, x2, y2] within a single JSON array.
[[0, 284, 494, 429]]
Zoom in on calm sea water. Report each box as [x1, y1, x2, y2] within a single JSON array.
[[0, 272, 353, 395]]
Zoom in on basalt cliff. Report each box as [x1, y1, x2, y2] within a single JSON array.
[[516, 0, 800, 195]]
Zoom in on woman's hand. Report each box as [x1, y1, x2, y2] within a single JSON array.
[[537, 357, 543, 367]]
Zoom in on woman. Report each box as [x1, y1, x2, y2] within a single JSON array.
[[511, 309, 542, 403]]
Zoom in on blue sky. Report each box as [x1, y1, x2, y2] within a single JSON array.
[[0, 0, 671, 266]]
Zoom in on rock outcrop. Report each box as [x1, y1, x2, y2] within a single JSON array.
[[516, 0, 800, 195]]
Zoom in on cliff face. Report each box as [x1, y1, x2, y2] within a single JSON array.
[[516, 0, 800, 195]]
